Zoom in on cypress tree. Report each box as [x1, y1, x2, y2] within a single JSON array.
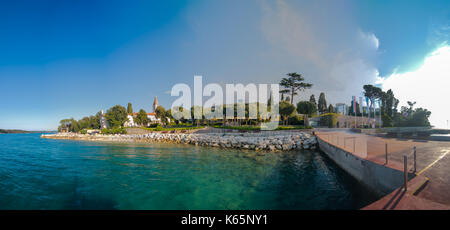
[[127, 103, 133, 114], [318, 92, 327, 114]]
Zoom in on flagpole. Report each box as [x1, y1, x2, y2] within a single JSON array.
[[359, 96, 362, 129], [353, 96, 356, 129]]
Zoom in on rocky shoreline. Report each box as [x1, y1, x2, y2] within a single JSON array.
[[41, 131, 318, 152]]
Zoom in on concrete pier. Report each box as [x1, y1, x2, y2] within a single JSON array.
[[316, 130, 450, 209]]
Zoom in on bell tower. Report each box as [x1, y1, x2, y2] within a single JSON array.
[[153, 96, 158, 113]]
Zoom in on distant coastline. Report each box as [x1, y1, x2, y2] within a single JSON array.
[[0, 129, 55, 134]]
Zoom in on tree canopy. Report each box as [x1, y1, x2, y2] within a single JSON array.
[[363, 84, 383, 109], [127, 103, 133, 114], [296, 101, 317, 116], [279, 72, 312, 104], [361, 85, 431, 127], [105, 105, 128, 128], [135, 109, 149, 126], [318, 92, 327, 114], [155, 106, 168, 124], [279, 101, 296, 124], [328, 104, 335, 113], [309, 94, 317, 109]]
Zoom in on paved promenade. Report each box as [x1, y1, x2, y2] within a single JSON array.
[[316, 130, 450, 209]]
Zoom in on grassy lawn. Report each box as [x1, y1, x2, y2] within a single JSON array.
[[213, 125, 312, 131], [141, 126, 206, 132]]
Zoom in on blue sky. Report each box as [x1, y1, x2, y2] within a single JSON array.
[[0, 0, 449, 130]]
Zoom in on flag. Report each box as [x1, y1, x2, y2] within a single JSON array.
[[365, 97, 370, 109], [359, 97, 363, 114], [352, 96, 356, 114]]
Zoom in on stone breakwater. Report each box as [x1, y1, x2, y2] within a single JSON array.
[[41, 132, 318, 152]]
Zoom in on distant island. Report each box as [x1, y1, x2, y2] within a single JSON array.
[[0, 129, 54, 134]]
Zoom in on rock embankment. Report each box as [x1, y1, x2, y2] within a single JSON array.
[[41, 132, 317, 152]]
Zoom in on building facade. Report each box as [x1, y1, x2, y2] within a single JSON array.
[[124, 112, 159, 127], [335, 103, 348, 115], [124, 97, 162, 127], [100, 110, 109, 129]]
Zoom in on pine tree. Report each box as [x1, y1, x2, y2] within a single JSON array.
[[127, 103, 133, 114], [279, 72, 312, 104], [318, 92, 327, 114], [328, 104, 335, 113], [309, 94, 317, 111]]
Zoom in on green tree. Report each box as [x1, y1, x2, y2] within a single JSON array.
[[296, 101, 317, 116], [279, 101, 295, 125], [382, 89, 398, 118], [105, 105, 128, 128], [155, 106, 168, 125], [394, 107, 431, 127], [407, 101, 416, 114], [382, 113, 393, 127], [279, 72, 312, 104], [279, 89, 289, 102], [89, 115, 100, 129], [410, 108, 431, 126], [127, 103, 133, 114], [363, 84, 383, 110], [135, 109, 149, 126], [267, 93, 272, 112], [59, 118, 73, 132], [190, 105, 203, 126], [348, 100, 361, 116], [95, 111, 104, 128], [78, 117, 90, 130], [317, 92, 327, 114], [166, 108, 174, 122], [71, 119, 80, 132], [296, 101, 316, 127], [319, 113, 339, 128], [328, 104, 335, 113], [309, 94, 317, 111]]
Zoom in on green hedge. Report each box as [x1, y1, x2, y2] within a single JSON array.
[[213, 125, 312, 131], [288, 115, 304, 125], [319, 113, 339, 128], [141, 126, 205, 132], [101, 127, 127, 134]]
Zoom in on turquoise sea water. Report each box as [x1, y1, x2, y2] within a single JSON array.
[[0, 133, 379, 210]]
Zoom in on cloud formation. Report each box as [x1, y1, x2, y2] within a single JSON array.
[[259, 0, 381, 104], [380, 46, 450, 128]]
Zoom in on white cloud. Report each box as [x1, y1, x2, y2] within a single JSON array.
[[359, 31, 380, 50], [259, 0, 382, 104], [381, 45, 450, 128]]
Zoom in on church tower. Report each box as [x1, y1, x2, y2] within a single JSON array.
[[153, 96, 158, 113]]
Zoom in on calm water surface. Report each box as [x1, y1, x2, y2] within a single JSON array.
[[0, 133, 379, 210]]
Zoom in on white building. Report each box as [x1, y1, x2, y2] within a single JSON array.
[[100, 110, 109, 129], [124, 97, 165, 127], [124, 112, 159, 127], [335, 103, 348, 115]]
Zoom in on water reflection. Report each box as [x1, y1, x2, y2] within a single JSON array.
[[0, 134, 380, 210]]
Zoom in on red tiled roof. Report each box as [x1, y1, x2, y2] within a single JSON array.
[[128, 112, 156, 116]]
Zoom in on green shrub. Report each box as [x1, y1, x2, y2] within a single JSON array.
[[288, 115, 304, 125], [213, 125, 312, 131], [382, 114, 393, 127], [275, 126, 312, 130], [319, 113, 339, 128], [101, 127, 127, 134], [80, 129, 87, 134]]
